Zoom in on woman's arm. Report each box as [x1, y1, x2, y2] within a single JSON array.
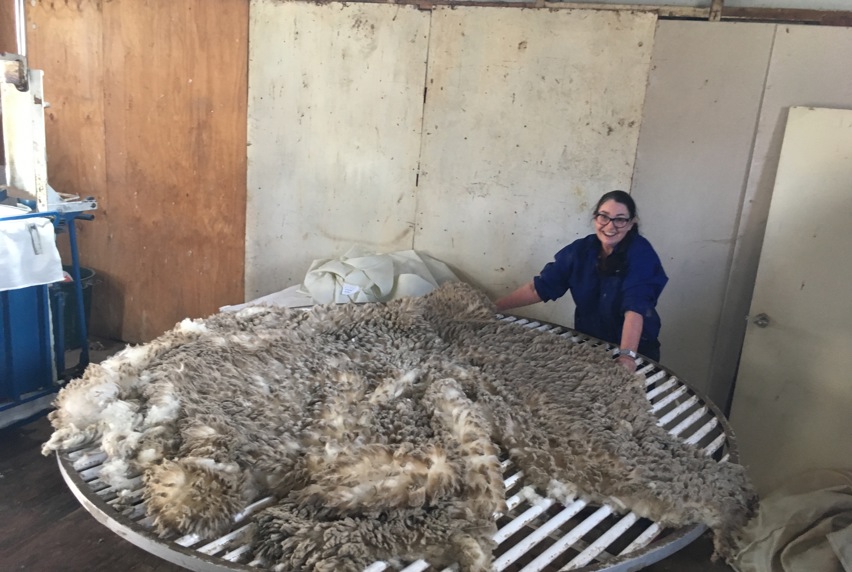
[[495, 281, 542, 311], [617, 310, 643, 372]]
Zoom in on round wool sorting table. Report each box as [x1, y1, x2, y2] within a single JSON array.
[[56, 314, 739, 572]]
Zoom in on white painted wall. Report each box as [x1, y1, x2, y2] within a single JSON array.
[[246, 1, 656, 334], [632, 21, 852, 408], [731, 107, 852, 493], [713, 25, 852, 409], [246, 1, 429, 298], [631, 21, 775, 402], [245, 0, 852, 423], [415, 7, 655, 328]]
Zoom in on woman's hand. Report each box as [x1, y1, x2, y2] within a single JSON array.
[[616, 354, 637, 373]]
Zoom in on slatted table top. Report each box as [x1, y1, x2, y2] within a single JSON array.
[[57, 315, 737, 572]]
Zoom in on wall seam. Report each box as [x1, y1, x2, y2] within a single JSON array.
[[410, 7, 434, 251]]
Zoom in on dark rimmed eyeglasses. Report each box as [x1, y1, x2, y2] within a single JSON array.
[[593, 213, 632, 228]]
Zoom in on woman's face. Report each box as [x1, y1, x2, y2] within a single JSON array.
[[594, 199, 635, 253]]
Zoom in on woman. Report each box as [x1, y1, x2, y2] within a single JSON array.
[[495, 190, 667, 372]]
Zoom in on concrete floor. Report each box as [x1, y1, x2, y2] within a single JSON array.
[[1, 337, 737, 571]]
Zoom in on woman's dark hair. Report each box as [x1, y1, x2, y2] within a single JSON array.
[[595, 190, 639, 275]]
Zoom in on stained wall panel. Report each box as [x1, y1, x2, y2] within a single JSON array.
[[630, 21, 774, 401], [246, 0, 429, 299], [414, 7, 656, 328]]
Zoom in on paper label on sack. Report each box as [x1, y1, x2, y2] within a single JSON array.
[[341, 283, 360, 297]]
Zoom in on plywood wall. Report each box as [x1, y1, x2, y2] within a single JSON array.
[[632, 21, 852, 408], [0, 0, 16, 54], [16, 0, 852, 419], [25, 0, 248, 343], [246, 2, 656, 330], [416, 7, 655, 328], [246, 1, 429, 298], [25, 0, 108, 332], [0, 0, 17, 164]]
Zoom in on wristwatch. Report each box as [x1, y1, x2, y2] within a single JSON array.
[[614, 348, 638, 359]]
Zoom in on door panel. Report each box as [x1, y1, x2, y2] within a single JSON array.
[[730, 106, 852, 494]]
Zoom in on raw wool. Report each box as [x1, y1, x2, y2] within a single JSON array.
[[417, 284, 757, 560], [254, 498, 495, 572], [43, 282, 756, 570]]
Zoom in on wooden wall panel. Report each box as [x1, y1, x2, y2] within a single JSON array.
[[0, 0, 17, 164], [27, 0, 248, 343], [26, 0, 110, 333], [99, 0, 248, 341], [0, 0, 16, 54], [730, 106, 852, 492]]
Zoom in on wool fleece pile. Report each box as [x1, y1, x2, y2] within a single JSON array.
[[43, 282, 755, 571]]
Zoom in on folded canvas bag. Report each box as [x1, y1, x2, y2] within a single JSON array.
[[299, 246, 458, 304]]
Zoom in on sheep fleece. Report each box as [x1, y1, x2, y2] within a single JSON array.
[[43, 282, 755, 570]]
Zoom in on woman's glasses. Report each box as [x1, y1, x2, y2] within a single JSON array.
[[593, 213, 632, 228]]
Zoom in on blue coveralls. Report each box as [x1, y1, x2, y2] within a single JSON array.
[[533, 234, 668, 361]]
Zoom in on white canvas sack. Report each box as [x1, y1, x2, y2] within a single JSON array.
[[299, 246, 458, 304], [0, 208, 64, 292]]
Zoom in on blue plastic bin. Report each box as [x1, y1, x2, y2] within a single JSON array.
[[0, 284, 55, 404]]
